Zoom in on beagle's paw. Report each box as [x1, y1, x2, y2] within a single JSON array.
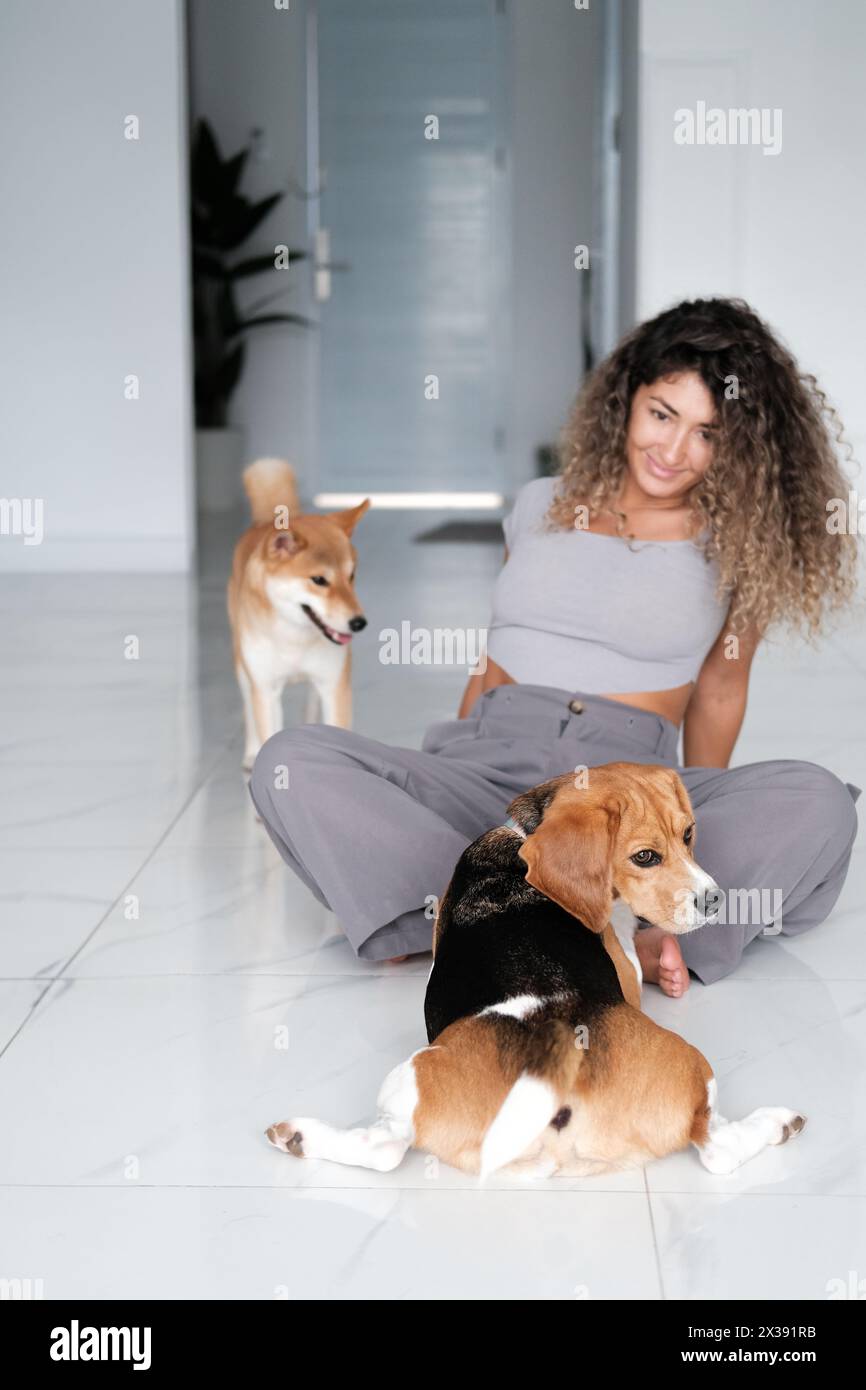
[[266, 1121, 306, 1157], [768, 1108, 807, 1144]]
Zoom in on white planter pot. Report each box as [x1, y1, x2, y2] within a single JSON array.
[[195, 427, 245, 513]]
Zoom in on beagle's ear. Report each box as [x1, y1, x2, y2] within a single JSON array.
[[666, 768, 695, 821], [517, 792, 619, 934], [506, 778, 563, 836]]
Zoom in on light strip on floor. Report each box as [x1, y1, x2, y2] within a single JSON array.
[[313, 491, 505, 509]]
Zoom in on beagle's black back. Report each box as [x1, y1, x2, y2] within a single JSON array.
[[424, 825, 625, 1045]]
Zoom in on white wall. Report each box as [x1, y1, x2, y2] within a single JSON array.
[[0, 0, 194, 572], [187, 0, 314, 499], [637, 0, 866, 464]]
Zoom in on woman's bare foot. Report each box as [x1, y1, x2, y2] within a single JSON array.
[[635, 926, 690, 998], [386, 955, 408, 964]]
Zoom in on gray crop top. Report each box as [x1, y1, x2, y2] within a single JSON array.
[[486, 476, 731, 693]]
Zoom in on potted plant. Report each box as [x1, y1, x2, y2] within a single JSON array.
[[191, 118, 309, 511]]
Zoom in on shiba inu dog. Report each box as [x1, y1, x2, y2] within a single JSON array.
[[227, 458, 370, 769]]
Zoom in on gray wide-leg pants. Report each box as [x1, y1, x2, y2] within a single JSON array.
[[249, 684, 861, 984]]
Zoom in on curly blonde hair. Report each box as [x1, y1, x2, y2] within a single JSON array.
[[546, 298, 860, 638]]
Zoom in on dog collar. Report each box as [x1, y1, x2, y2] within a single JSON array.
[[502, 815, 526, 839]]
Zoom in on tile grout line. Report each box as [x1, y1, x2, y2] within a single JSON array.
[[0, 1180, 663, 1195], [0, 1181, 850, 1198], [644, 1173, 670, 1301], [0, 730, 241, 1066], [643, 1169, 667, 1301], [0, 971, 426, 982], [3, 972, 863, 982]]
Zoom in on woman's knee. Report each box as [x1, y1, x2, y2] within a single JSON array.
[[250, 724, 355, 806], [793, 761, 859, 844]]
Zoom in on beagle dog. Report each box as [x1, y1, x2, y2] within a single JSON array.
[[267, 763, 805, 1178]]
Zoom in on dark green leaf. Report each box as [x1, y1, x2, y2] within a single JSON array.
[[216, 282, 241, 337], [222, 150, 248, 196], [234, 313, 313, 331], [213, 342, 245, 400], [191, 120, 226, 208], [193, 249, 226, 280], [226, 253, 283, 280], [218, 193, 283, 250]]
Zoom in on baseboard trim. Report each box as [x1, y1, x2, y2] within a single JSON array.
[[0, 536, 195, 572]]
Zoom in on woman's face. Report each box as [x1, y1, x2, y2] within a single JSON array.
[[624, 371, 717, 501]]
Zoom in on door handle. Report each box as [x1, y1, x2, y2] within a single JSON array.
[[313, 227, 351, 302]]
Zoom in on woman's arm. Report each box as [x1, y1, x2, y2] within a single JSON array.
[[458, 672, 484, 719], [682, 611, 762, 767], [458, 544, 510, 718]]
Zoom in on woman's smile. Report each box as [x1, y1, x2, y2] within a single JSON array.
[[644, 452, 685, 480]]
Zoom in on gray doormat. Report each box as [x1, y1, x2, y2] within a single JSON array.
[[414, 519, 505, 543]]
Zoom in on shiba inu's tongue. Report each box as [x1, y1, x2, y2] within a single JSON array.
[[301, 603, 353, 644]]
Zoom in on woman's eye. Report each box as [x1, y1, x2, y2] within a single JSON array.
[[631, 849, 661, 867], [651, 409, 669, 422], [310, 575, 329, 587]]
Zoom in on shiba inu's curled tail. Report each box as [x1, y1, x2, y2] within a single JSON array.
[[243, 458, 300, 525]]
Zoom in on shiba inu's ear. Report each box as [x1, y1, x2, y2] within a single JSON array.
[[268, 528, 307, 559], [324, 499, 371, 535]]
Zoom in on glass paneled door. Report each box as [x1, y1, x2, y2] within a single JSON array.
[[311, 0, 510, 501]]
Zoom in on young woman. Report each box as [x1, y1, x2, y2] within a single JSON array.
[[250, 298, 861, 994]]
